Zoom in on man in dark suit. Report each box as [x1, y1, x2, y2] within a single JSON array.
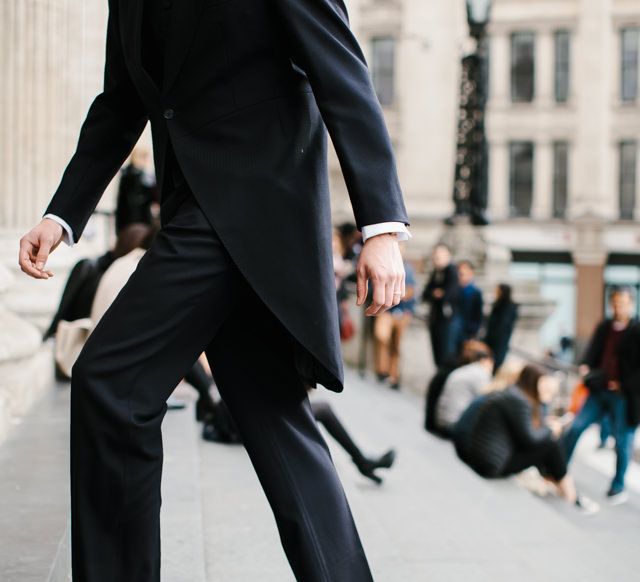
[[18, 1, 410, 581]]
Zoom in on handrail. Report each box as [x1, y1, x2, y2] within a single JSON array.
[[507, 345, 579, 375]]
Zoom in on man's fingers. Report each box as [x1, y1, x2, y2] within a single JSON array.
[[365, 274, 387, 316], [356, 268, 368, 306]]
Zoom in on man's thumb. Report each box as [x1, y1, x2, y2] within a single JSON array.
[[35, 240, 52, 271]]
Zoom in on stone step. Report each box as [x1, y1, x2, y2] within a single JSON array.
[[0, 382, 208, 582]]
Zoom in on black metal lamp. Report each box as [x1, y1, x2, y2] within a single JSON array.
[[466, 0, 492, 40]]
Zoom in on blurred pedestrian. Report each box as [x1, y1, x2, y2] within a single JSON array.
[[422, 243, 460, 368], [115, 147, 158, 235], [484, 283, 518, 372], [454, 365, 599, 515], [374, 245, 416, 389], [333, 229, 356, 341], [563, 287, 640, 505], [336, 221, 363, 263], [455, 260, 483, 351], [435, 344, 493, 436]]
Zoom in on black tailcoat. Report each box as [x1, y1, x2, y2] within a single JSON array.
[[44, 0, 409, 391]]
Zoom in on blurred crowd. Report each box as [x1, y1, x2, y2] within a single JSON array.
[[45, 149, 639, 506]]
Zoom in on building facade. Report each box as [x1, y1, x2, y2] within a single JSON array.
[[337, 0, 640, 350]]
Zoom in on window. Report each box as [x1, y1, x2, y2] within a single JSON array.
[[371, 37, 396, 106], [552, 142, 569, 218], [509, 142, 534, 217], [511, 32, 535, 103], [619, 141, 637, 220], [621, 28, 639, 102], [554, 31, 571, 103]]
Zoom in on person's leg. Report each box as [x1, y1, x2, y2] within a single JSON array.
[[69, 194, 242, 582], [599, 413, 612, 448], [388, 313, 411, 384], [562, 393, 604, 461], [429, 320, 443, 368], [608, 393, 636, 492], [206, 285, 373, 582], [373, 311, 393, 378], [311, 401, 364, 461], [184, 360, 217, 421]]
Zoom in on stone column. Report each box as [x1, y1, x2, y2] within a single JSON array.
[[488, 139, 509, 219], [572, 217, 607, 342], [532, 140, 553, 219], [536, 30, 554, 108], [572, 0, 613, 218], [488, 31, 509, 106]]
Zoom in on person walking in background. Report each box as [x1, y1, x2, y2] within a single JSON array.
[[455, 260, 484, 352], [374, 245, 416, 389], [114, 147, 158, 234], [484, 283, 518, 372], [435, 344, 493, 437], [563, 287, 640, 505], [422, 243, 460, 368], [454, 365, 599, 515]]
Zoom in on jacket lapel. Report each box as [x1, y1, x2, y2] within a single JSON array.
[[162, 0, 205, 95], [119, 0, 161, 100], [118, 0, 205, 98]]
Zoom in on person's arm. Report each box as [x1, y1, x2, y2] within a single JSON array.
[[269, 0, 410, 314], [270, 0, 409, 231], [19, 3, 148, 278], [470, 289, 484, 336]]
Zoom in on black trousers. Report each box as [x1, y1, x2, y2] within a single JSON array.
[[70, 190, 372, 581], [502, 440, 568, 482]]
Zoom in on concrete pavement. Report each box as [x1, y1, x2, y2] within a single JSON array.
[[1, 368, 639, 581]]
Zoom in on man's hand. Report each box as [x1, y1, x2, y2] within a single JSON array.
[[18, 218, 64, 279], [356, 233, 405, 317]]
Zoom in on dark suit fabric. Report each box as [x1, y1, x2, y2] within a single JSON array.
[[43, 0, 409, 392], [71, 192, 372, 581]]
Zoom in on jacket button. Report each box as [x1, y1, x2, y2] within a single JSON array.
[[163, 108, 174, 120]]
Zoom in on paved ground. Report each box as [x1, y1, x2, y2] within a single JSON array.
[[1, 368, 639, 581]]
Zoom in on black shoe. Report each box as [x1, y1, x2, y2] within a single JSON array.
[[376, 372, 389, 383], [389, 380, 401, 390], [354, 449, 396, 484], [195, 393, 217, 422]]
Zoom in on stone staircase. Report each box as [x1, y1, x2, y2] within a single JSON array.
[[1, 371, 640, 581]]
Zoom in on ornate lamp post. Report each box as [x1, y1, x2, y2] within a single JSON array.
[[446, 0, 492, 226]]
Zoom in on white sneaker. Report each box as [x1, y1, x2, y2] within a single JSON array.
[[575, 494, 600, 516]]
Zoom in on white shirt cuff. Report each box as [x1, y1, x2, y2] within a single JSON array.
[[43, 213, 75, 246], [361, 222, 411, 243]]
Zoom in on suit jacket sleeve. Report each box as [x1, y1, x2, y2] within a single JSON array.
[[269, 0, 409, 230], [43, 4, 148, 243]]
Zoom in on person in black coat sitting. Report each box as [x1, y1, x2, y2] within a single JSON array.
[[484, 283, 518, 372], [454, 365, 598, 514]]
